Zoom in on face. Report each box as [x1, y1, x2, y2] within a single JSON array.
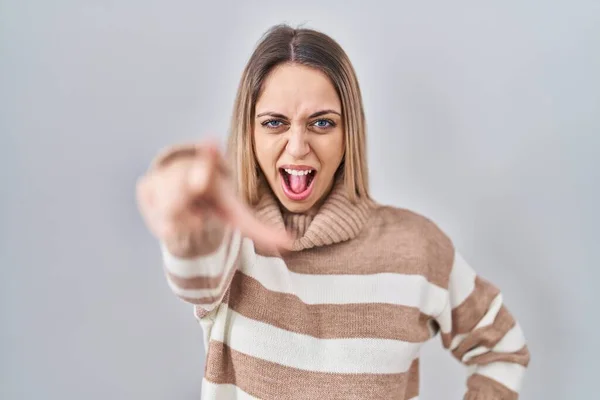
[[253, 63, 345, 214]]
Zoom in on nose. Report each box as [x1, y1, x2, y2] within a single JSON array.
[[285, 126, 310, 159]]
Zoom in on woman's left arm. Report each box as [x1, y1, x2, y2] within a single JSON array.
[[434, 251, 531, 399]]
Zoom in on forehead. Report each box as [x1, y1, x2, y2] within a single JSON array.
[[256, 63, 341, 114]]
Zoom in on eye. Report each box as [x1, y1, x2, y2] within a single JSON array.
[[311, 119, 336, 129], [261, 119, 285, 129]]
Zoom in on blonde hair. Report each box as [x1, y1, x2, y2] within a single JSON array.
[[227, 24, 369, 205]]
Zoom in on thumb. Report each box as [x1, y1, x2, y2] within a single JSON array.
[[216, 185, 294, 251]]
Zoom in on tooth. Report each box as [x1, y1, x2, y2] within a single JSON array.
[[283, 168, 315, 176]]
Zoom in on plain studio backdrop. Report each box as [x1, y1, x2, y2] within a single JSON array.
[[1, 1, 598, 399]]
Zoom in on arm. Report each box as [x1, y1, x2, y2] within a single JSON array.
[[144, 143, 242, 317], [435, 251, 531, 399], [161, 215, 242, 317], [139, 142, 291, 318]]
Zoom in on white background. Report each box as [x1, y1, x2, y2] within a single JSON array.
[[1, 1, 598, 399]]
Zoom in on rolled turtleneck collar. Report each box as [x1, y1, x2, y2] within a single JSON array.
[[253, 176, 375, 251]]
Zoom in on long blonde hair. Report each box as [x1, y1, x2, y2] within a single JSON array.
[[227, 24, 369, 205]]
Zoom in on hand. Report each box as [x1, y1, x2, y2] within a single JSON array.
[[136, 141, 293, 253]]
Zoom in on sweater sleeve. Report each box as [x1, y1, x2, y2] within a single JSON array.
[[160, 214, 243, 317], [149, 143, 242, 317], [434, 251, 531, 399]]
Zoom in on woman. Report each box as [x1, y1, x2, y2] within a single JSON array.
[[137, 24, 530, 400]]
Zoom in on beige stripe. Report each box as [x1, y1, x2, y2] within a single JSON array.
[[440, 331, 453, 349], [205, 340, 418, 400], [226, 272, 433, 342], [163, 216, 226, 258], [283, 213, 313, 238], [180, 294, 219, 305], [278, 209, 454, 289], [452, 277, 500, 334], [466, 374, 518, 400], [465, 346, 530, 368], [405, 358, 420, 399], [452, 306, 515, 360], [194, 304, 209, 319], [253, 174, 378, 251]]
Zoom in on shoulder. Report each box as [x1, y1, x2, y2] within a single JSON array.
[[368, 204, 448, 240], [364, 203, 455, 287]]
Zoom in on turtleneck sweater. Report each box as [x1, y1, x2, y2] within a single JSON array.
[[159, 176, 530, 400]]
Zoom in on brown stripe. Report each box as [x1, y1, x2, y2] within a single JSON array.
[[162, 213, 227, 258], [180, 294, 219, 305], [465, 345, 530, 368], [405, 358, 420, 399], [164, 222, 233, 289], [452, 277, 500, 335], [441, 332, 453, 349], [226, 272, 434, 342], [453, 306, 515, 360], [194, 305, 209, 319], [205, 341, 418, 400], [465, 373, 518, 400], [277, 208, 454, 289]]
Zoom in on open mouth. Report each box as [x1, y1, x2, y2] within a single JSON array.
[[279, 167, 316, 201]]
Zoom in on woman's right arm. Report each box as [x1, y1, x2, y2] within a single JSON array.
[[160, 214, 242, 314], [136, 142, 291, 315]]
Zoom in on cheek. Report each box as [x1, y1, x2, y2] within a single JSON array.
[[321, 131, 345, 170], [253, 131, 283, 172]]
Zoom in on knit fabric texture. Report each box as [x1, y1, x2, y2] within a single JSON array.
[[160, 177, 530, 400]]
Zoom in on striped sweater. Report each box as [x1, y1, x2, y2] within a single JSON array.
[[160, 178, 530, 400]]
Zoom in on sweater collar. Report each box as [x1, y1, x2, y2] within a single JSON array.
[[253, 175, 375, 251]]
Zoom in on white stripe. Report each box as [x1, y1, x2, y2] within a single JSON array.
[[161, 229, 241, 278], [211, 304, 421, 374], [472, 362, 526, 393], [462, 323, 527, 363], [424, 251, 477, 334], [244, 253, 447, 315], [164, 274, 222, 301], [448, 251, 477, 307], [449, 333, 467, 350], [477, 293, 503, 327], [201, 379, 259, 400], [495, 323, 526, 353], [164, 264, 231, 301], [449, 292, 504, 349], [435, 299, 452, 334], [462, 345, 489, 362]]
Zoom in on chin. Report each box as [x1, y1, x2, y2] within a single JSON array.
[[278, 197, 315, 214]]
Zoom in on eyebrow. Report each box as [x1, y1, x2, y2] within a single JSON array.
[[256, 109, 342, 119]]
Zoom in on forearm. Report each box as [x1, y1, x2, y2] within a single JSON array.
[[437, 252, 530, 399], [161, 216, 241, 312]]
